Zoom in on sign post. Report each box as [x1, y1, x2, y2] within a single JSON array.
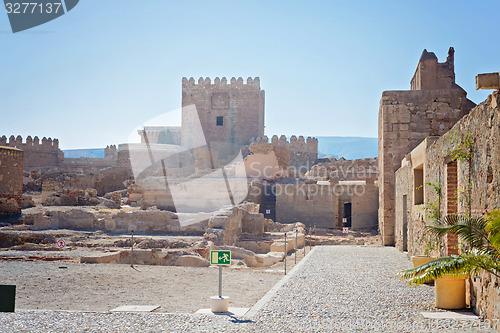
[[210, 250, 231, 312], [130, 230, 134, 267]]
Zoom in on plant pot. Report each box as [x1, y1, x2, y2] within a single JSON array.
[[411, 255, 438, 268], [434, 275, 466, 309]]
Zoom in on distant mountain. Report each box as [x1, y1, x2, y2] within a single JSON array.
[[63, 148, 105, 158], [316, 137, 377, 160], [62, 137, 378, 160]]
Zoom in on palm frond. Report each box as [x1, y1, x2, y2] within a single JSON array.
[[486, 210, 500, 251], [397, 250, 500, 286], [426, 214, 493, 254]]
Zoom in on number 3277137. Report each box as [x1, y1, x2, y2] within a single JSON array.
[[5, 2, 63, 14]]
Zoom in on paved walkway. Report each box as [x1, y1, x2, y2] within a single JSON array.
[[0, 246, 494, 332]]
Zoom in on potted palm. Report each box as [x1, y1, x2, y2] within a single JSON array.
[[398, 212, 500, 309]]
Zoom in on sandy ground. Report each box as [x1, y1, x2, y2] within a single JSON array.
[[0, 261, 282, 313], [0, 249, 311, 314]]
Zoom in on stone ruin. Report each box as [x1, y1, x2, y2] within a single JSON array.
[[3, 201, 307, 268]]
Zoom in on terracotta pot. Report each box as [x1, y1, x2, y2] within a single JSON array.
[[411, 255, 438, 268], [435, 275, 467, 309]]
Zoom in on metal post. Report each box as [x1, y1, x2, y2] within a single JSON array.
[[130, 230, 134, 267], [284, 232, 287, 275], [218, 266, 222, 298], [303, 229, 306, 256], [309, 227, 312, 251], [295, 229, 297, 264]]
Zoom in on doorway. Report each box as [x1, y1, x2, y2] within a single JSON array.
[[343, 203, 352, 228]]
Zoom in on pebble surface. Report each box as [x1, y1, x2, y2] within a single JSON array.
[[0, 246, 494, 332]]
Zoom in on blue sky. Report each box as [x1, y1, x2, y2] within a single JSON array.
[[0, 0, 498, 149]]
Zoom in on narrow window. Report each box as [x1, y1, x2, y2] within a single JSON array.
[[216, 116, 223, 126], [414, 164, 424, 205]]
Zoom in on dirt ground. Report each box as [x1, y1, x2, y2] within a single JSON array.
[[0, 260, 287, 313]]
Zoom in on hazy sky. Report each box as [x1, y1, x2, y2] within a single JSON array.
[[0, 0, 498, 149]]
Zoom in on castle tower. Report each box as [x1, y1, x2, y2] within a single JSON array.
[[181, 77, 265, 161], [378, 48, 476, 246]]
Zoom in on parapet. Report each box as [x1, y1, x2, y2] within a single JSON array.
[[0, 135, 60, 150], [182, 77, 261, 89], [250, 135, 318, 153], [104, 145, 117, 160]]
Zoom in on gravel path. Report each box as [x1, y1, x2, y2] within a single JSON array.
[[0, 246, 494, 332]]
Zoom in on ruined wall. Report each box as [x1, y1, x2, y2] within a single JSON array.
[[378, 48, 475, 246], [40, 166, 129, 205], [0, 135, 62, 170], [395, 93, 500, 322], [410, 48, 456, 91], [0, 147, 24, 215], [181, 77, 265, 161]]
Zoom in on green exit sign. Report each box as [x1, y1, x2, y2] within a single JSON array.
[[210, 250, 231, 265]]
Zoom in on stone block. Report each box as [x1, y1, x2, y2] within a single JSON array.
[[80, 252, 121, 264], [476, 72, 500, 90], [174, 255, 210, 267], [254, 252, 284, 267]]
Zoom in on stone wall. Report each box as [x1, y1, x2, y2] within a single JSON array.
[[275, 180, 378, 230], [395, 93, 500, 323], [378, 48, 475, 246], [250, 135, 318, 173], [306, 157, 378, 181], [394, 137, 442, 256], [138, 127, 182, 146], [0, 135, 62, 170], [181, 77, 265, 161], [0, 147, 24, 215]]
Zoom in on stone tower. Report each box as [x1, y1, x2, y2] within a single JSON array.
[[181, 77, 265, 161], [378, 48, 476, 246]]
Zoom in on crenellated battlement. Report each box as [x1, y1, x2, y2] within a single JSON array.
[[0, 135, 60, 151], [250, 135, 318, 153], [104, 144, 117, 160], [182, 77, 261, 89]]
